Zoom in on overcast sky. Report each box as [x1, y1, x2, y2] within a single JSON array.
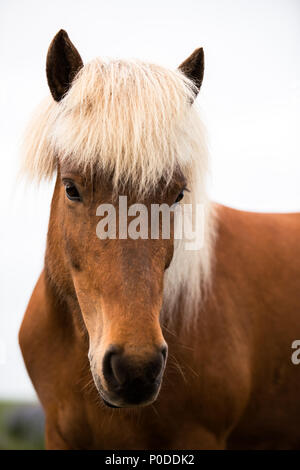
[[0, 0, 299, 400]]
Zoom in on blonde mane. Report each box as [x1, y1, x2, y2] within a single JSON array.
[[22, 57, 216, 329]]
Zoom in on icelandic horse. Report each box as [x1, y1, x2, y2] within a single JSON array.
[[19, 30, 300, 449]]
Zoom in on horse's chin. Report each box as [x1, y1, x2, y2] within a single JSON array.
[[98, 386, 161, 409]]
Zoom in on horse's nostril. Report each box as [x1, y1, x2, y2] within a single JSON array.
[[110, 353, 127, 385], [144, 352, 165, 382], [102, 345, 122, 387], [161, 345, 168, 361]]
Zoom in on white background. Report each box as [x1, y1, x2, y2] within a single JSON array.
[[0, 0, 299, 400]]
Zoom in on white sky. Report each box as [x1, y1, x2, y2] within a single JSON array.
[[0, 0, 299, 400]]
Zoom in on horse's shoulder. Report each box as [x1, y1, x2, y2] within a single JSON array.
[[19, 270, 57, 400], [19, 270, 47, 353]]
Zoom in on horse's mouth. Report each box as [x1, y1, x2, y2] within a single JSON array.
[[102, 398, 120, 408], [101, 395, 158, 408], [98, 383, 161, 409]]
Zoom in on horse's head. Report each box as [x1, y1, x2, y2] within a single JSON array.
[[50, 167, 183, 408], [37, 30, 205, 407]]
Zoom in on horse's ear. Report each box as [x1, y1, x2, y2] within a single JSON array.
[[46, 29, 83, 102], [179, 48, 204, 99]]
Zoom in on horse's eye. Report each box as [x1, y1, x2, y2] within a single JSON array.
[[64, 182, 81, 202], [175, 190, 184, 204]]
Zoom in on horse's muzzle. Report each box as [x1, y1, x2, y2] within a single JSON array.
[[97, 344, 168, 407]]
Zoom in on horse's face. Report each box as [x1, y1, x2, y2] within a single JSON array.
[[45, 30, 204, 407], [55, 164, 187, 407]]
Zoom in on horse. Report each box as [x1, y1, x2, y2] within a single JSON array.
[[19, 29, 300, 450]]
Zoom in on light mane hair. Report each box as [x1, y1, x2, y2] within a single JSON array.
[[21, 58, 216, 330]]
